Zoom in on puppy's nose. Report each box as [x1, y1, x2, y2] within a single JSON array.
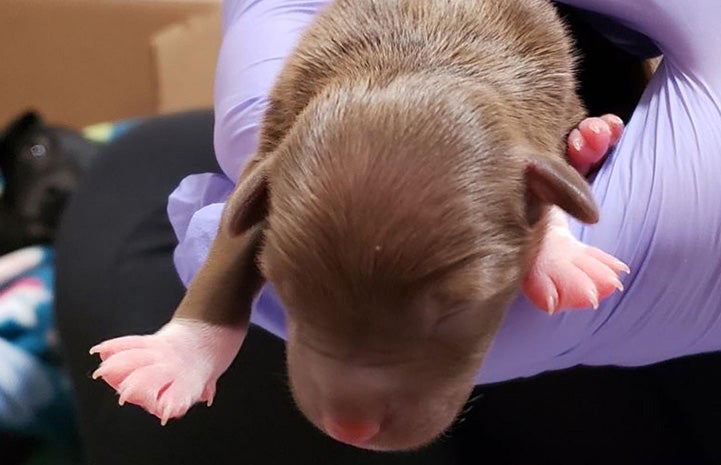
[[324, 417, 380, 446]]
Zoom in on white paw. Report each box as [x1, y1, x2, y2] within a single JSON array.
[[524, 225, 629, 314], [90, 319, 246, 424]]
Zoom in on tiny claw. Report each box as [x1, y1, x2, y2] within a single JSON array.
[[606, 114, 624, 127], [614, 279, 625, 292], [547, 294, 557, 315], [89, 345, 100, 355], [161, 406, 172, 426], [202, 384, 217, 407], [572, 138, 582, 152], [588, 290, 600, 309], [92, 367, 103, 380]]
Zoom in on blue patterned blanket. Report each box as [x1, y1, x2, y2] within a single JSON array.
[[0, 120, 136, 444]]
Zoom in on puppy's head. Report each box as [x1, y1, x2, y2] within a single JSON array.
[[225, 77, 597, 451], [0, 111, 98, 242]]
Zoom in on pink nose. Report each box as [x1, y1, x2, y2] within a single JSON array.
[[324, 418, 380, 445]]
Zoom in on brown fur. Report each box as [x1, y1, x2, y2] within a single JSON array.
[[247, 0, 593, 332], [176, 0, 600, 450]]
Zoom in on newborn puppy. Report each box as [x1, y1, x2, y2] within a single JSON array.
[[0, 111, 98, 255], [92, 0, 628, 452]]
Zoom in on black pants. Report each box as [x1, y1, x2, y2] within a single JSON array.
[[55, 111, 721, 465]]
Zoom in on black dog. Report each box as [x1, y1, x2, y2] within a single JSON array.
[[0, 111, 99, 255]]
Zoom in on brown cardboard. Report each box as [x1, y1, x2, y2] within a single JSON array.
[[0, 0, 221, 129], [152, 10, 222, 115]]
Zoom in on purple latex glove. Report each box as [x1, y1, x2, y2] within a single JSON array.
[[167, 0, 721, 385]]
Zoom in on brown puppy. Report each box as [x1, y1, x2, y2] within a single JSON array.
[[91, 0, 625, 452]]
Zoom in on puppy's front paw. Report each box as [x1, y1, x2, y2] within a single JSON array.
[[567, 114, 624, 175], [523, 225, 629, 314], [90, 319, 245, 424]]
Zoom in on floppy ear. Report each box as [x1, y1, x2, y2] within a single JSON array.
[[172, 155, 274, 327], [525, 154, 599, 224], [223, 156, 272, 236], [175, 222, 267, 326]]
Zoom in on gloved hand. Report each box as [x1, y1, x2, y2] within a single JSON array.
[[167, 0, 721, 385], [484, 0, 721, 383], [168, 1, 329, 288]]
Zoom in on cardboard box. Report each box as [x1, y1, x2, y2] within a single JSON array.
[[0, 0, 222, 129]]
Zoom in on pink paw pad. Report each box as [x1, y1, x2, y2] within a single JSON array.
[[523, 224, 630, 314], [567, 114, 624, 175], [90, 320, 246, 425]]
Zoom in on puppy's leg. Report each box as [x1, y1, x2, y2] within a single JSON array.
[[90, 319, 246, 424], [523, 207, 629, 313], [90, 221, 265, 423], [90, 156, 270, 423], [523, 115, 628, 314]]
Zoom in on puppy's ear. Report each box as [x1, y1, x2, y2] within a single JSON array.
[[5, 111, 42, 137], [1, 111, 42, 149], [524, 153, 599, 224], [223, 156, 271, 236], [176, 156, 272, 326]]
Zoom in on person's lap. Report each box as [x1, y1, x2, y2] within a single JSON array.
[[53, 111, 456, 465], [54, 110, 721, 465]]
